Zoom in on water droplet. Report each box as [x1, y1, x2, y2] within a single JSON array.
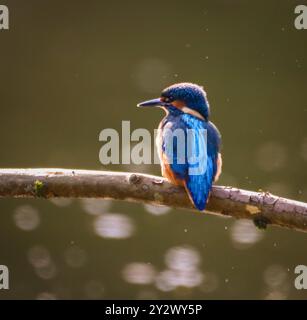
[[122, 262, 156, 285], [81, 199, 112, 215], [165, 246, 200, 272], [93, 213, 135, 239], [14, 205, 40, 231], [231, 219, 264, 249], [28, 245, 51, 268], [144, 204, 171, 216]]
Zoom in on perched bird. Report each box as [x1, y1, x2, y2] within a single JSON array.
[[137, 82, 222, 211]]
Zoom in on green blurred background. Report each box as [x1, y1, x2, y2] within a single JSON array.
[[0, 0, 306, 299]]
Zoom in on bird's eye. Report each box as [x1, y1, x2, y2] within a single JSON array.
[[162, 96, 173, 103]]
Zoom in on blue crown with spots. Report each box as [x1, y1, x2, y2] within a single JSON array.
[[161, 83, 210, 119]]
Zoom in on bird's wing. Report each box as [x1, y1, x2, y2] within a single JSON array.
[[162, 116, 221, 211], [184, 151, 217, 211]]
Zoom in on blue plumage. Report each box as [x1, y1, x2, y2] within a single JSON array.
[[137, 83, 222, 211]]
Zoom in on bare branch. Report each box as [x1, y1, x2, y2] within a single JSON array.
[[0, 168, 306, 233]]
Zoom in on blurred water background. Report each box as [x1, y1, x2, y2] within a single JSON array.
[[0, 0, 306, 299]]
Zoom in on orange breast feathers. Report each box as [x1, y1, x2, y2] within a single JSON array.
[[214, 153, 222, 182], [161, 153, 184, 186], [155, 126, 183, 186]]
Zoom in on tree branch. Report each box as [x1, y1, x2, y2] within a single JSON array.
[[0, 168, 306, 233]]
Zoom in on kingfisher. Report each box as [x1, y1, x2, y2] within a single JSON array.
[[137, 82, 222, 211]]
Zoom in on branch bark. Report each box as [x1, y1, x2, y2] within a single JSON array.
[[0, 168, 306, 233]]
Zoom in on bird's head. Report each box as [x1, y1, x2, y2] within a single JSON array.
[[137, 82, 210, 120]]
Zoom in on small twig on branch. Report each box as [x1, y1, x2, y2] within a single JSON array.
[[0, 168, 306, 233]]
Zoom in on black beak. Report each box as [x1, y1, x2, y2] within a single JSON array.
[[137, 98, 165, 108]]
